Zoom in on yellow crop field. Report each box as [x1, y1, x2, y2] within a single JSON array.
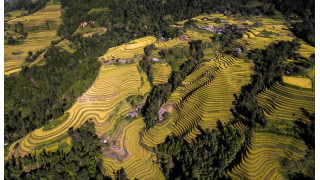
[[100, 36, 156, 60], [6, 63, 151, 158], [229, 132, 307, 179], [298, 42, 315, 58], [5, 11, 315, 179], [283, 76, 312, 88], [185, 30, 213, 42], [4, 1, 61, 75], [7, 2, 61, 28], [154, 38, 188, 49], [152, 63, 172, 85], [143, 53, 253, 145], [256, 82, 315, 122], [170, 54, 252, 142], [103, 118, 165, 179], [5, 10, 28, 21]]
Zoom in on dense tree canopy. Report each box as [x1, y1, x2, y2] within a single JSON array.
[[157, 121, 245, 179]]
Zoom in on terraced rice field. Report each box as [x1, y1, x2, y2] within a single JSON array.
[[6, 63, 150, 158], [298, 42, 315, 58], [100, 36, 156, 60], [4, 1, 61, 75], [283, 76, 312, 88], [185, 30, 213, 42], [186, 13, 252, 27], [154, 38, 188, 49], [256, 82, 315, 122], [229, 131, 307, 180], [5, 12, 315, 179], [103, 118, 165, 179], [152, 63, 172, 85], [170, 54, 252, 142], [143, 53, 253, 145], [236, 24, 294, 51], [4, 10, 28, 21]]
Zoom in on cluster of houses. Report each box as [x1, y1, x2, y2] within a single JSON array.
[[101, 58, 134, 65], [234, 47, 243, 55], [79, 21, 95, 28], [158, 109, 167, 121], [179, 34, 190, 41], [215, 10, 228, 14], [198, 25, 244, 35], [126, 105, 144, 118], [118, 59, 133, 64]]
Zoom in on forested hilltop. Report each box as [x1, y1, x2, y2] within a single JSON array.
[[4, 0, 314, 179]]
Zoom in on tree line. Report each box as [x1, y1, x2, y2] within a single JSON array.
[[157, 121, 245, 179], [4, 0, 51, 14], [141, 40, 205, 129], [5, 121, 128, 180]]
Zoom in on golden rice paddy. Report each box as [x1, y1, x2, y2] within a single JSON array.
[[283, 76, 312, 88]]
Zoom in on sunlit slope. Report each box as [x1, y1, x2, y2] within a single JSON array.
[[7, 63, 148, 157], [256, 82, 314, 122], [170, 54, 252, 142], [152, 63, 172, 85], [100, 36, 156, 60], [154, 38, 188, 49], [103, 118, 165, 179], [4, 1, 61, 75], [229, 132, 307, 180], [143, 53, 253, 146]]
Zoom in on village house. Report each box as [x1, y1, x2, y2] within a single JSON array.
[[100, 139, 108, 144], [119, 59, 127, 64], [239, 28, 248, 33], [170, 24, 183, 29], [288, 33, 295, 37], [217, 28, 224, 34], [126, 105, 144, 118], [135, 105, 143, 111], [234, 48, 243, 55], [79, 21, 96, 28], [206, 25, 214, 29], [152, 57, 160, 62], [159, 36, 166, 41], [103, 59, 110, 64], [158, 109, 166, 121], [179, 34, 190, 41], [126, 111, 138, 118]]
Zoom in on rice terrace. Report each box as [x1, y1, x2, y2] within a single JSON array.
[[3, 0, 315, 179]]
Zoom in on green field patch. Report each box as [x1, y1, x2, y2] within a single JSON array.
[[42, 113, 69, 131], [88, 7, 110, 14], [256, 30, 278, 38]]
